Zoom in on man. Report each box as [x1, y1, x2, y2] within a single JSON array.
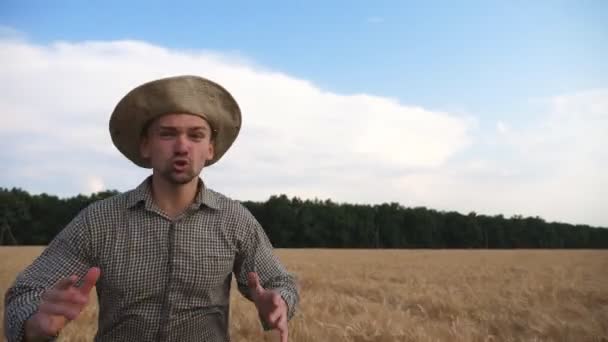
[[4, 75, 299, 342]]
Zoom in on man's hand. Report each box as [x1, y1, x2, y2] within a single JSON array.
[[247, 272, 289, 342], [25, 267, 101, 341]]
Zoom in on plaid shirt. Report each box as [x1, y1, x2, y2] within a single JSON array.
[[4, 176, 299, 342]]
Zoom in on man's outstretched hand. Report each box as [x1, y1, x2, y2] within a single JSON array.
[[247, 272, 289, 342], [25, 267, 101, 341]]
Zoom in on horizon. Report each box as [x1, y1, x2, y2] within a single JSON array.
[[2, 185, 606, 229]]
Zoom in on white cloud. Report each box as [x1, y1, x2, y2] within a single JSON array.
[[496, 121, 509, 134], [85, 176, 105, 194], [0, 36, 471, 194], [0, 34, 606, 227], [396, 89, 608, 226]]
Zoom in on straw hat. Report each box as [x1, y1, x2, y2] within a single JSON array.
[[109, 75, 241, 167]]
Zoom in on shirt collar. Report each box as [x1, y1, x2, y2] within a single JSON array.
[[127, 175, 220, 210]]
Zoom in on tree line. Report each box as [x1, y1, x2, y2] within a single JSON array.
[[1, 188, 607, 248]]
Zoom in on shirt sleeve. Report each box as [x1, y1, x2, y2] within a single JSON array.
[[232, 205, 300, 331], [3, 208, 96, 342]]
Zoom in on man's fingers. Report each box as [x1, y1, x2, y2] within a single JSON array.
[[278, 315, 288, 342], [247, 272, 260, 289], [54, 275, 78, 291], [39, 301, 81, 321], [272, 293, 283, 306], [42, 288, 88, 306], [268, 307, 283, 326], [78, 267, 101, 295], [268, 292, 286, 323], [247, 272, 264, 297], [279, 328, 288, 342]]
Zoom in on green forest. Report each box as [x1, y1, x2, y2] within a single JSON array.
[[1, 187, 607, 248]]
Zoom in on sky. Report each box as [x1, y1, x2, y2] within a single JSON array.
[[0, 1, 607, 227]]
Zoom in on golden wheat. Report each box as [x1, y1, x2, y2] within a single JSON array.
[[1, 247, 607, 341]]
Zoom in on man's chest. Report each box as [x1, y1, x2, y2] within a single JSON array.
[[94, 211, 237, 306]]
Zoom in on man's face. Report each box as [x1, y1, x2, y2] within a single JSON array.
[[140, 113, 215, 185]]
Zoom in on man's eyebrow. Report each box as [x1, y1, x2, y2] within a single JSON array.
[[158, 126, 178, 131], [157, 126, 209, 131], [188, 126, 209, 131]]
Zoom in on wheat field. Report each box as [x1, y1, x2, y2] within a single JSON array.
[[1, 247, 607, 341]]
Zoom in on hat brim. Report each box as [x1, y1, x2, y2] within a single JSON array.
[[109, 75, 241, 168]]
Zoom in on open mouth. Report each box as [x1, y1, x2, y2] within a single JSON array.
[[172, 159, 189, 171]]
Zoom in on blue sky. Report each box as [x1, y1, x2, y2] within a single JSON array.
[[3, 1, 606, 114], [1, 1, 607, 226]]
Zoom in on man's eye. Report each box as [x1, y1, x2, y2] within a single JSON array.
[[160, 131, 175, 137], [190, 134, 205, 140]]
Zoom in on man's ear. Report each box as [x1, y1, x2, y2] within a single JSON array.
[[140, 136, 150, 159], [206, 140, 215, 162]]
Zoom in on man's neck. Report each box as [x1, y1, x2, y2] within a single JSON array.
[[149, 174, 200, 219]]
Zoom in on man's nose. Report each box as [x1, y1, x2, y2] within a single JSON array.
[[174, 135, 190, 154]]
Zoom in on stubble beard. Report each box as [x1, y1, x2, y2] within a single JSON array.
[[160, 164, 197, 185]]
